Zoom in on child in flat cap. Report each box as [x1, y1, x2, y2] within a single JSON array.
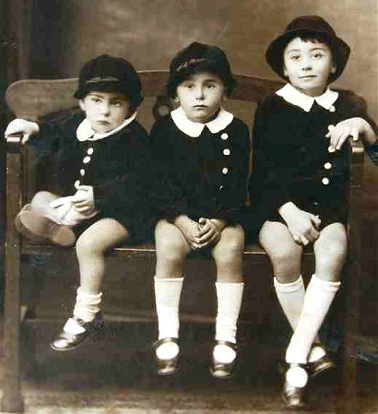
[[5, 54, 160, 352], [247, 16, 377, 409], [150, 42, 250, 378]]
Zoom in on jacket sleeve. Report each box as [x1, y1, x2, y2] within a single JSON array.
[[249, 103, 294, 220], [341, 90, 378, 165]]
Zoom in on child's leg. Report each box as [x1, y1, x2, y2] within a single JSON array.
[[259, 221, 323, 359], [153, 219, 190, 367], [210, 224, 244, 377], [51, 218, 129, 351], [285, 223, 347, 380]]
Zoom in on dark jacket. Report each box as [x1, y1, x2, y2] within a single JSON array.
[[150, 112, 251, 223], [248, 89, 377, 227], [29, 110, 160, 240]]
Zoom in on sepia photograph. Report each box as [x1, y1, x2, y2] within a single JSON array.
[[0, 0, 377, 413]]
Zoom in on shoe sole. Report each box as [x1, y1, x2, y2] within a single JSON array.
[[15, 208, 76, 246]]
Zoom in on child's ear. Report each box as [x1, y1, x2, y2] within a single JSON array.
[[79, 100, 86, 111], [174, 96, 180, 103], [283, 65, 288, 78], [331, 62, 337, 75], [222, 94, 228, 103]]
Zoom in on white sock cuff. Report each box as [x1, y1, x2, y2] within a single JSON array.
[[311, 274, 341, 292], [215, 281, 244, 288], [274, 276, 304, 292], [77, 287, 102, 303], [215, 281, 244, 300], [154, 276, 185, 283]]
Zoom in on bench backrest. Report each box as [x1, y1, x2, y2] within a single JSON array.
[[5, 71, 284, 121]]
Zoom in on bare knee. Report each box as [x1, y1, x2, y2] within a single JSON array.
[[314, 225, 348, 278], [212, 226, 244, 266], [76, 232, 105, 259], [155, 221, 188, 267], [315, 239, 347, 270], [259, 221, 302, 280]]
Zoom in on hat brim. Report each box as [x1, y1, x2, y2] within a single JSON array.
[[73, 82, 143, 108], [74, 82, 130, 99], [266, 29, 350, 82]]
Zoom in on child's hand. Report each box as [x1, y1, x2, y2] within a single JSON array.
[[71, 185, 95, 215], [279, 202, 321, 245], [197, 217, 222, 248], [326, 118, 369, 151], [4, 119, 39, 144], [174, 216, 201, 250]]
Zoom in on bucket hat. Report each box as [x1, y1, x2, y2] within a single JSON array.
[[266, 16, 350, 82]]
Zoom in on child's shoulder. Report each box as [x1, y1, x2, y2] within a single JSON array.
[[150, 113, 177, 135], [39, 108, 84, 127], [257, 91, 289, 112], [127, 118, 149, 136], [227, 115, 249, 131], [334, 89, 368, 111]]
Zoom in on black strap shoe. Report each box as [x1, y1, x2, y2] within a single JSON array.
[[280, 361, 309, 411], [153, 337, 180, 376], [308, 343, 336, 377], [210, 340, 237, 379], [50, 312, 104, 351]]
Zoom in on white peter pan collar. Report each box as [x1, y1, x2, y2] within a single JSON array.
[[171, 106, 234, 137], [276, 83, 339, 113], [76, 111, 137, 141]]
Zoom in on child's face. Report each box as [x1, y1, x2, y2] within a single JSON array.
[[176, 72, 227, 123], [283, 37, 336, 97], [79, 91, 131, 134]]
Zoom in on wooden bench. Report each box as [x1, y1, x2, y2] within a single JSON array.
[[2, 71, 364, 413]]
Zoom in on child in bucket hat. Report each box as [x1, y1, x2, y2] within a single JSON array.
[[150, 42, 250, 379], [246, 16, 377, 409], [5, 54, 161, 351]]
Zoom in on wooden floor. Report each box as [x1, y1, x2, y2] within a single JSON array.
[[0, 319, 376, 414]]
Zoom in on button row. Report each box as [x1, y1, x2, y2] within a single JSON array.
[[75, 147, 94, 188]]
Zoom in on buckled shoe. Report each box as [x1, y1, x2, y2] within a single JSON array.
[[280, 360, 309, 411], [308, 343, 336, 377], [50, 312, 104, 351], [210, 340, 237, 379], [153, 337, 180, 376]]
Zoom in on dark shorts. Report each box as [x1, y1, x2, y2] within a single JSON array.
[[73, 210, 156, 244]]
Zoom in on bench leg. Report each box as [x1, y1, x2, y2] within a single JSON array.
[[337, 343, 358, 414], [1, 150, 24, 412], [336, 259, 360, 414], [1, 251, 24, 413]]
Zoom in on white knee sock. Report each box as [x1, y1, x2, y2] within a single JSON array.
[[215, 282, 244, 343], [275, 276, 326, 363], [154, 276, 184, 340], [213, 282, 244, 363], [274, 276, 305, 330], [286, 274, 340, 365]]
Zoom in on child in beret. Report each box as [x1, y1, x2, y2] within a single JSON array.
[[150, 42, 251, 379], [5, 54, 159, 352]]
